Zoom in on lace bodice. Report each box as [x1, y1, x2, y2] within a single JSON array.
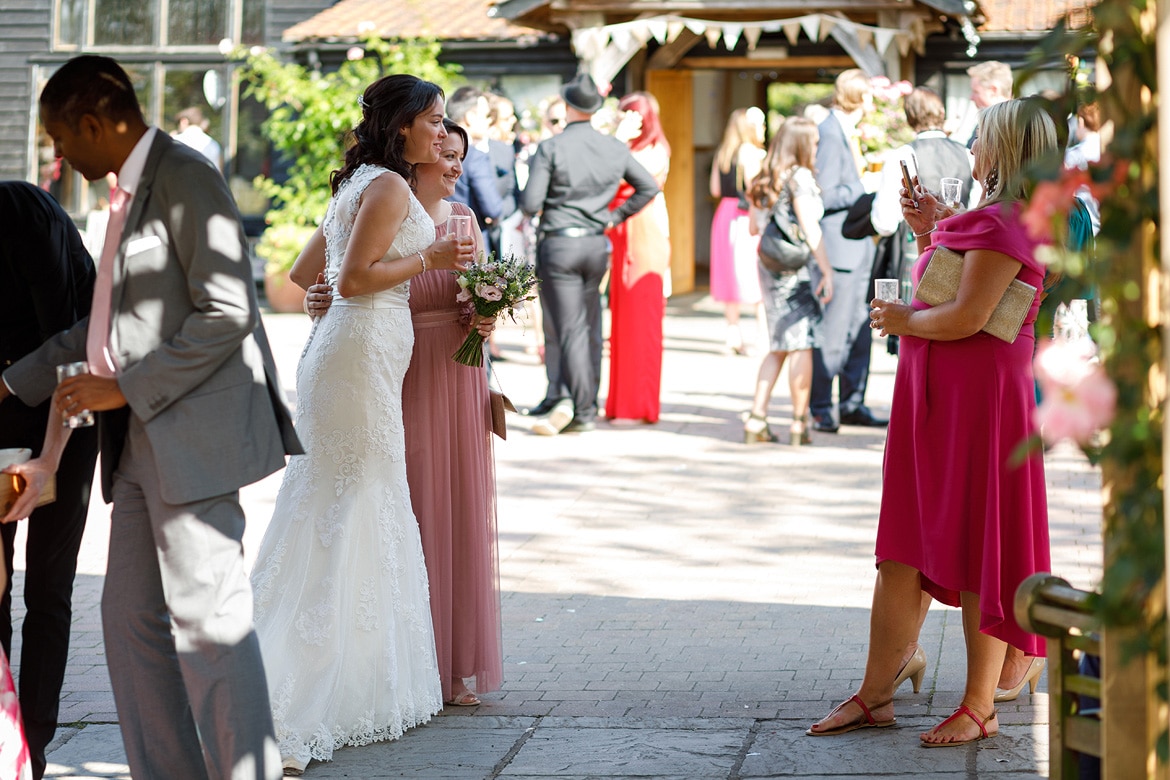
[[321, 164, 435, 308]]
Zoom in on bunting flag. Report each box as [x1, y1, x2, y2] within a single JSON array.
[[568, 12, 932, 65]]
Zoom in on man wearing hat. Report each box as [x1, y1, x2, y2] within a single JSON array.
[[520, 73, 659, 434]]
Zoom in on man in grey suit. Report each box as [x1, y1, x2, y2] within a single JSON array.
[[811, 69, 886, 433], [0, 55, 298, 780]]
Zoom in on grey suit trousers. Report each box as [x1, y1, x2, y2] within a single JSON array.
[[103, 416, 280, 780]]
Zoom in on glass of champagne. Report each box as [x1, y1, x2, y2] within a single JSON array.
[[446, 215, 472, 240]]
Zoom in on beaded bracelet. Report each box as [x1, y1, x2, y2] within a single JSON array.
[[417, 251, 427, 272], [913, 227, 937, 238]]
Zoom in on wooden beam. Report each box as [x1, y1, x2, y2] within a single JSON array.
[[677, 55, 855, 70], [646, 29, 702, 70], [646, 69, 695, 295]]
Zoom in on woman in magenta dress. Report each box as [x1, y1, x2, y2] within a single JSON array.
[[807, 98, 1056, 747], [402, 120, 502, 706], [606, 92, 670, 424]]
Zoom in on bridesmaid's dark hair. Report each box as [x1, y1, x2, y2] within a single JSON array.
[[443, 118, 469, 160], [331, 74, 444, 193]]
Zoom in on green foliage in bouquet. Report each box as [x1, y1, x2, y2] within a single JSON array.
[[452, 253, 539, 367]]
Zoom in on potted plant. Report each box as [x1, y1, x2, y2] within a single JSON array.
[[256, 223, 316, 313]]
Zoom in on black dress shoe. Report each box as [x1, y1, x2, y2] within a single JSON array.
[[812, 415, 838, 434], [522, 397, 565, 417], [839, 408, 889, 427], [562, 418, 596, 433]]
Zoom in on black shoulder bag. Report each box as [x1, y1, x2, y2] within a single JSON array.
[[757, 181, 813, 274]]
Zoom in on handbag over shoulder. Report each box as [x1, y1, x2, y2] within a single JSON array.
[[757, 179, 813, 275]]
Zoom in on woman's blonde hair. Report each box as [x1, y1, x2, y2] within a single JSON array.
[[976, 97, 1058, 205], [748, 116, 818, 208], [714, 106, 765, 181]]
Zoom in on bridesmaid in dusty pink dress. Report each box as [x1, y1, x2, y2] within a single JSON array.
[[402, 120, 502, 706]]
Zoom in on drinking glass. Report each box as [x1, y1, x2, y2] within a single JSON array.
[[874, 278, 900, 302], [940, 177, 963, 209], [446, 215, 472, 239], [56, 362, 95, 428]]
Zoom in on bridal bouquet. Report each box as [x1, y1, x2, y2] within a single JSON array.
[[452, 252, 539, 367]]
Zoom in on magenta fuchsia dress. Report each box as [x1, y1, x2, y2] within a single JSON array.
[[875, 204, 1051, 656], [402, 202, 503, 702]]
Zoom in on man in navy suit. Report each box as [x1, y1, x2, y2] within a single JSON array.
[[447, 86, 506, 253], [811, 69, 885, 433], [0, 181, 99, 780]]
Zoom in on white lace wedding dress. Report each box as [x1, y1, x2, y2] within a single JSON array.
[[251, 164, 443, 768]]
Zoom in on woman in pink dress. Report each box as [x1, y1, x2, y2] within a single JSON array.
[[402, 120, 502, 706], [305, 120, 502, 708], [0, 564, 31, 780], [605, 92, 670, 424], [709, 107, 766, 354], [807, 98, 1056, 747]]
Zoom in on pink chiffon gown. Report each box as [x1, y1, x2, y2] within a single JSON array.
[[402, 201, 503, 702], [875, 204, 1051, 656]]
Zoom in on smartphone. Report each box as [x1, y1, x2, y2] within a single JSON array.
[[899, 158, 918, 207]]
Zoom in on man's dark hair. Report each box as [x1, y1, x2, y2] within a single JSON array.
[[446, 86, 484, 125], [40, 55, 145, 129]]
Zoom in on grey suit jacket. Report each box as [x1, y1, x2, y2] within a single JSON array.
[[6, 133, 301, 505], [815, 112, 874, 274]]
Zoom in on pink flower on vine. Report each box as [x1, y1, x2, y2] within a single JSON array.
[[1033, 339, 1116, 446]]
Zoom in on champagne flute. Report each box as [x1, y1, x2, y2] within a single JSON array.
[[55, 362, 95, 428]]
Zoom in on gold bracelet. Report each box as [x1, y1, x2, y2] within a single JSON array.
[[417, 250, 426, 272]]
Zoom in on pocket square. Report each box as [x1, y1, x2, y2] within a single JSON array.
[[126, 235, 163, 256]]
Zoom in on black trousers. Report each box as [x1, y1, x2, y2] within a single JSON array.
[[811, 309, 873, 419], [535, 234, 608, 423], [0, 401, 98, 780]]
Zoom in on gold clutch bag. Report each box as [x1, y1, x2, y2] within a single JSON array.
[[914, 246, 1037, 343]]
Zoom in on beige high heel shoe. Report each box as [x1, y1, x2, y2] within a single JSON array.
[[893, 645, 927, 694], [994, 656, 1045, 702]]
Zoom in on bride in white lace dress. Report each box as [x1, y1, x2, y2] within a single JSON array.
[[249, 75, 474, 776]]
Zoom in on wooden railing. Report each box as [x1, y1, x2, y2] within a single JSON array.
[[1015, 573, 1102, 779]]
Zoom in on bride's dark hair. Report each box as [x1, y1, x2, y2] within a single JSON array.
[[330, 74, 444, 193]]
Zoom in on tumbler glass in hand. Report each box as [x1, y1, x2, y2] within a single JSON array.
[[874, 279, 900, 303], [940, 178, 963, 210], [446, 215, 472, 240], [55, 362, 95, 428]]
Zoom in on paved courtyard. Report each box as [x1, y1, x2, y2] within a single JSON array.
[[11, 292, 1102, 778]]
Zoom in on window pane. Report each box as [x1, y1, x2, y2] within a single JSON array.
[[164, 68, 224, 169], [167, 0, 226, 46], [242, 0, 264, 45], [94, 0, 155, 45], [56, 0, 85, 47], [231, 91, 270, 217]]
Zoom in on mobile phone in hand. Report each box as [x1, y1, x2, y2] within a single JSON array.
[[899, 158, 917, 207]]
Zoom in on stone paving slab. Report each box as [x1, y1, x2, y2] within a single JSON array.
[[17, 293, 1100, 779]]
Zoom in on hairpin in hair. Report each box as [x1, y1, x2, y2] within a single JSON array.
[[358, 95, 369, 111]]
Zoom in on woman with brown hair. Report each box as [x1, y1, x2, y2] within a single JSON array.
[[742, 117, 833, 444]]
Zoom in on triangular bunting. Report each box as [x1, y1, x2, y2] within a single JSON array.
[[799, 16, 820, 43], [896, 32, 912, 57], [666, 21, 685, 43], [856, 27, 873, 50], [684, 19, 706, 36], [874, 28, 896, 55], [647, 19, 668, 44], [722, 23, 743, 50], [705, 27, 722, 48], [818, 17, 835, 42], [610, 26, 632, 50], [783, 21, 802, 46], [743, 26, 762, 51]]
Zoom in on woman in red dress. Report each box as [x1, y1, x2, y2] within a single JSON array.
[[605, 92, 671, 424], [807, 98, 1057, 747]]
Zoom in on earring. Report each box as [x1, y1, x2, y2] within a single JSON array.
[[984, 168, 999, 193]]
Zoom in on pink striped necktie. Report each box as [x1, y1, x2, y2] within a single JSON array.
[[86, 186, 130, 378]]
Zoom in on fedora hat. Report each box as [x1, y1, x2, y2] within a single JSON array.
[[561, 73, 603, 114]]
